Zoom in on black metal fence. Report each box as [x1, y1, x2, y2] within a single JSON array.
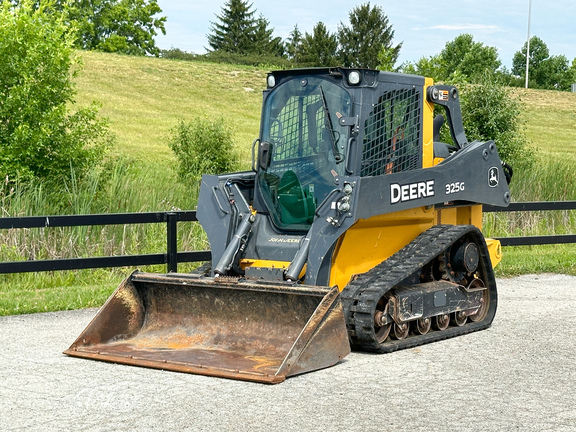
[[0, 211, 211, 274], [483, 201, 576, 246], [1, 201, 575, 275]]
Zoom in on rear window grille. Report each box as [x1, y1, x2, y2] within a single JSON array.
[[361, 88, 421, 177]]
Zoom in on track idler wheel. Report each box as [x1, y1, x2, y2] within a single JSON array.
[[453, 242, 479, 273], [392, 322, 410, 340], [415, 317, 431, 335], [433, 314, 450, 331], [440, 240, 480, 283], [373, 296, 392, 343]]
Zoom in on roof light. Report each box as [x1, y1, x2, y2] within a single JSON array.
[[267, 75, 276, 88], [348, 71, 361, 85]]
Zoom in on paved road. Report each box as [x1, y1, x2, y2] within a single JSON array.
[[1, 274, 575, 431]]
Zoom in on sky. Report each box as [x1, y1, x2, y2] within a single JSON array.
[[155, 0, 576, 70]]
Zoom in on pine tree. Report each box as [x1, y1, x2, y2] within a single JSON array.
[[252, 15, 284, 56], [285, 24, 303, 64], [206, 0, 258, 53], [300, 22, 338, 67], [338, 2, 401, 69], [207, 0, 281, 56]]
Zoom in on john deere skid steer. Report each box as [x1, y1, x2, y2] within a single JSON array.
[[66, 68, 511, 383]]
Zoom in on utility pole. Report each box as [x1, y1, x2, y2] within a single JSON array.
[[525, 0, 532, 88]]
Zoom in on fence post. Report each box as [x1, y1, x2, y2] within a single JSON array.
[[166, 212, 178, 273]]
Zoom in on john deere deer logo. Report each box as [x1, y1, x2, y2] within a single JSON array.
[[489, 167, 499, 188]]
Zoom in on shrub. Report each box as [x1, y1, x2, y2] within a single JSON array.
[[440, 74, 533, 169], [160, 48, 199, 61], [458, 76, 533, 168], [159, 48, 291, 69], [0, 1, 114, 183], [168, 118, 239, 186], [200, 51, 291, 69]]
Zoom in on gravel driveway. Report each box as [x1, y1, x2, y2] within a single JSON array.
[[1, 274, 575, 431]]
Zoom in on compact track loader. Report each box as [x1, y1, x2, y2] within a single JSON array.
[[66, 68, 511, 383]]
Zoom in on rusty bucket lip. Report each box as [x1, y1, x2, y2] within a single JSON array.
[[63, 347, 287, 384]]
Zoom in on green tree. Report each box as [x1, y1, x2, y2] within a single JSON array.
[[0, 1, 113, 182], [570, 58, 576, 84], [440, 34, 501, 82], [207, 0, 257, 53], [541, 55, 571, 90], [513, 36, 573, 90], [20, 0, 167, 56], [512, 36, 550, 86], [74, 0, 166, 56], [401, 55, 445, 81], [252, 15, 284, 56], [300, 22, 339, 67], [285, 24, 303, 64], [337, 2, 401, 69], [377, 46, 400, 72], [207, 0, 280, 56]]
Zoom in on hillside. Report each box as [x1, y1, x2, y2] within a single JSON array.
[[74, 51, 576, 165], [74, 51, 266, 167], [516, 88, 576, 160]]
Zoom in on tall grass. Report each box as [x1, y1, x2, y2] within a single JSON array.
[[0, 157, 210, 315], [483, 157, 576, 277], [483, 158, 576, 238]]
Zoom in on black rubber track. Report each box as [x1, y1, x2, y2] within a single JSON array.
[[341, 224, 498, 353]]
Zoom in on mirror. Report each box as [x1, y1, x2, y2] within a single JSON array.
[[258, 141, 272, 170]]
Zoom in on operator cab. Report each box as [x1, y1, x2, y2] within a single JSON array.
[[256, 72, 352, 231]]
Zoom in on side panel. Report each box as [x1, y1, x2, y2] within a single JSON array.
[[435, 205, 483, 227], [196, 175, 233, 268], [196, 172, 256, 271], [354, 140, 510, 221], [329, 207, 435, 290]]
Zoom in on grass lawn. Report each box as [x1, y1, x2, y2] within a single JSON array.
[[497, 244, 576, 277], [517, 88, 576, 159], [73, 52, 576, 166], [74, 51, 265, 167]]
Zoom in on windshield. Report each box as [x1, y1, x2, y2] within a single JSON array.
[[258, 76, 351, 231]]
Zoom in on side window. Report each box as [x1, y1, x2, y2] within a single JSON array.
[[361, 87, 421, 177], [270, 94, 324, 161]]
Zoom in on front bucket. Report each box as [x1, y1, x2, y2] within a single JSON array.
[[64, 271, 350, 384]]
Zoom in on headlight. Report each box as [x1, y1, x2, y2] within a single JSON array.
[[347, 70, 361, 85], [267, 75, 276, 88]]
